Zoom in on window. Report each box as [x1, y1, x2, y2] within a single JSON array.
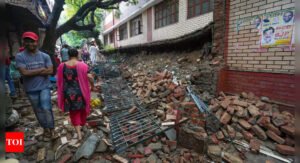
[[104, 35, 108, 45], [155, 0, 179, 29], [119, 23, 128, 40], [109, 32, 114, 43], [187, 0, 214, 18], [130, 15, 143, 37]]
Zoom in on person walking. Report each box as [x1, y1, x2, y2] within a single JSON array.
[[15, 31, 56, 140], [81, 44, 90, 63], [89, 41, 98, 65], [56, 48, 94, 140]]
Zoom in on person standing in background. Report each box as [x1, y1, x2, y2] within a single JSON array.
[[89, 41, 98, 65], [61, 44, 69, 62], [5, 56, 16, 97], [81, 44, 89, 63]]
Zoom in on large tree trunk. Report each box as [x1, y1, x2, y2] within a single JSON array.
[[41, 27, 59, 74]]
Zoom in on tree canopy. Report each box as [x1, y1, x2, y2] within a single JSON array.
[[59, 0, 104, 47], [41, 0, 137, 55]]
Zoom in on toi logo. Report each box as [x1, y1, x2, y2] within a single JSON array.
[[5, 132, 24, 153]]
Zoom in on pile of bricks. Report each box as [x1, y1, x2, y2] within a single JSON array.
[[128, 70, 201, 124], [209, 92, 295, 156]]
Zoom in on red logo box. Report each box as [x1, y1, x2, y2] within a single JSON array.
[[5, 132, 24, 153]]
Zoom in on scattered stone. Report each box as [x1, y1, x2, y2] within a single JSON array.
[[136, 144, 145, 155], [36, 148, 46, 162], [146, 154, 158, 163], [73, 133, 100, 162], [147, 142, 162, 151], [46, 150, 55, 162], [222, 152, 243, 163], [144, 147, 152, 156], [207, 145, 221, 161], [216, 131, 224, 140], [96, 140, 108, 152], [164, 128, 176, 141], [162, 145, 170, 154], [113, 154, 129, 163]]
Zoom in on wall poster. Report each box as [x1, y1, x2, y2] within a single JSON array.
[[236, 8, 295, 49]]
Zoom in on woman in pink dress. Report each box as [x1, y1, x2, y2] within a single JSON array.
[[56, 48, 94, 140]]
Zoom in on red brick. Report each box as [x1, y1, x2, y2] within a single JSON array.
[[227, 105, 235, 115], [129, 106, 138, 114], [226, 125, 236, 139], [220, 98, 231, 109], [252, 125, 267, 140], [181, 102, 196, 108], [137, 89, 143, 96], [264, 123, 281, 136], [257, 116, 270, 127], [235, 106, 248, 118], [215, 109, 224, 120], [232, 99, 248, 107], [210, 104, 221, 112], [250, 139, 261, 153], [285, 137, 295, 146], [247, 105, 260, 117], [58, 154, 72, 163], [280, 125, 295, 137], [266, 130, 285, 144], [210, 134, 219, 144], [242, 130, 254, 142], [248, 117, 257, 125], [272, 113, 287, 127], [216, 131, 224, 140], [238, 119, 252, 130], [220, 112, 231, 125], [151, 84, 158, 91], [276, 144, 295, 155], [127, 154, 144, 158]]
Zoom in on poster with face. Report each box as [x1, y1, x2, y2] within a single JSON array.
[[260, 10, 295, 48]]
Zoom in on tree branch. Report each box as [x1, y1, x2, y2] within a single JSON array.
[[47, 0, 65, 27], [73, 23, 96, 31], [55, 0, 128, 38]]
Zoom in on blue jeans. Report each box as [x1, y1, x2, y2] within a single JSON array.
[[5, 66, 16, 96], [27, 89, 54, 129]]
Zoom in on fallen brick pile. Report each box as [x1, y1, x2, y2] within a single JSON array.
[[124, 70, 206, 126], [208, 92, 295, 157]]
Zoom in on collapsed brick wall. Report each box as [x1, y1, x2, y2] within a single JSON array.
[[116, 48, 222, 100]]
